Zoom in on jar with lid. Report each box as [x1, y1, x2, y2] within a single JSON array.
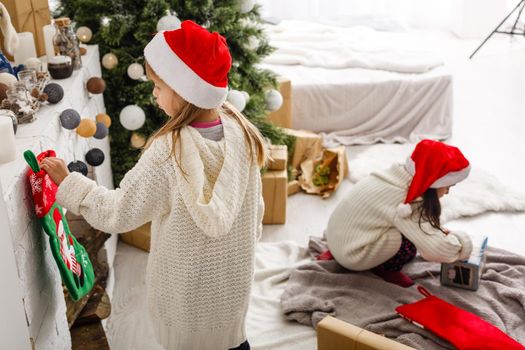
[[53, 17, 82, 70]]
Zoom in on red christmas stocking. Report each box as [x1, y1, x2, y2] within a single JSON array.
[[24, 150, 95, 301], [396, 286, 525, 350]]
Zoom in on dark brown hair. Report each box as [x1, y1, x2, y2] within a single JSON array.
[[417, 188, 446, 233]]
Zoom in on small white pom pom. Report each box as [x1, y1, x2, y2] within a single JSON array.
[[397, 203, 412, 218]]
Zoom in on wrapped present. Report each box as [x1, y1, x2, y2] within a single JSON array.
[[317, 316, 417, 350], [287, 180, 300, 196], [267, 77, 292, 128], [121, 222, 151, 252], [268, 144, 287, 171], [283, 128, 323, 171], [440, 235, 488, 291], [299, 146, 348, 198], [262, 169, 287, 224], [0, 0, 52, 60]]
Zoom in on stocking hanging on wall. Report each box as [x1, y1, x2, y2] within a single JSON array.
[[24, 150, 95, 301]]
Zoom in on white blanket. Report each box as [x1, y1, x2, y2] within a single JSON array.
[[263, 20, 443, 74]]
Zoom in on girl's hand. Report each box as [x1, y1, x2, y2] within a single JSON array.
[[40, 157, 70, 186]]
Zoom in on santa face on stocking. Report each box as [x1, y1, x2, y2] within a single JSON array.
[[53, 208, 84, 287]]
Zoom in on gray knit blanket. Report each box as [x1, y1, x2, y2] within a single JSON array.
[[280, 236, 525, 349]]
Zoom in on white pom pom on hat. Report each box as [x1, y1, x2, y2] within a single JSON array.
[[398, 140, 470, 218]]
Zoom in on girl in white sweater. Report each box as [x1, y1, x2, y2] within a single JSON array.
[[325, 140, 473, 288], [41, 21, 265, 350]]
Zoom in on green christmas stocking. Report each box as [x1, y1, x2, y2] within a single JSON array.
[[24, 150, 95, 301]]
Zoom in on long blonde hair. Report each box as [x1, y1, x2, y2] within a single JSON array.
[[144, 61, 267, 170]]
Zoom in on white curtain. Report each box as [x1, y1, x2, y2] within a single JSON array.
[[258, 0, 517, 35]]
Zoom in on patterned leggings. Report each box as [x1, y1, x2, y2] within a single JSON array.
[[379, 235, 417, 271]]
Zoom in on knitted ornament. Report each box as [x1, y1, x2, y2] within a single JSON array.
[[60, 109, 81, 130], [43, 83, 64, 104], [93, 122, 108, 139], [85, 148, 104, 166], [76, 119, 97, 138], [68, 160, 88, 176], [96, 113, 111, 128], [398, 139, 470, 218], [144, 20, 232, 109], [86, 77, 106, 94]]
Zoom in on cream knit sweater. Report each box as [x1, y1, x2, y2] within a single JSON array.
[[326, 164, 473, 271], [57, 115, 264, 350]]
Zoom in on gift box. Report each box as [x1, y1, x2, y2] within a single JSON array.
[[262, 169, 287, 224], [268, 144, 287, 171], [317, 316, 416, 350], [283, 128, 323, 171], [121, 222, 151, 252], [0, 0, 52, 60], [267, 77, 292, 128], [287, 180, 300, 196], [440, 236, 488, 291]]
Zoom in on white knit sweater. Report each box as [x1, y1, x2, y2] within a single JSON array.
[[57, 115, 264, 350], [326, 164, 473, 271]]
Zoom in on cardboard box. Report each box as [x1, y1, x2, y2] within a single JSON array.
[[317, 316, 416, 350], [0, 0, 52, 60], [267, 77, 292, 128], [268, 144, 287, 171], [283, 128, 323, 170], [121, 222, 151, 252], [262, 169, 287, 224], [287, 180, 300, 196]]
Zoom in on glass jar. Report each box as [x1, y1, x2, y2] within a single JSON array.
[[53, 17, 82, 70]]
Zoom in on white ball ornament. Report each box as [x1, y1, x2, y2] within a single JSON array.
[[156, 15, 181, 31], [127, 63, 144, 80], [119, 105, 146, 131], [241, 91, 250, 103], [239, 0, 256, 14], [265, 89, 283, 112], [102, 53, 118, 70], [76, 26, 93, 43], [227, 90, 246, 112]]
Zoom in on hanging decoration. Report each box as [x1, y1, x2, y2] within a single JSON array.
[[67, 160, 88, 176], [265, 89, 283, 112], [226, 89, 246, 112], [93, 122, 108, 139], [59, 108, 81, 129], [96, 113, 111, 128], [119, 104, 145, 131], [86, 77, 106, 94], [130, 132, 146, 148], [85, 148, 105, 166], [156, 12, 182, 31], [75, 26, 93, 43], [76, 118, 97, 138], [101, 53, 118, 70], [127, 63, 144, 80], [43, 83, 64, 104], [239, 0, 256, 14], [24, 150, 95, 301], [245, 36, 259, 50]]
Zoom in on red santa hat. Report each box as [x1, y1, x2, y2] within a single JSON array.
[[397, 139, 471, 218], [144, 20, 231, 109]]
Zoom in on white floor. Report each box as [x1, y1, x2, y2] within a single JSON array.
[[106, 32, 525, 349]]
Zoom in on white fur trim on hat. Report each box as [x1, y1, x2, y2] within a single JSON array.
[[430, 165, 471, 188], [397, 202, 412, 218], [144, 31, 228, 109], [405, 158, 471, 188]]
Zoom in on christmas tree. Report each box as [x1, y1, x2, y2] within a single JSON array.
[[57, 0, 293, 185]]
